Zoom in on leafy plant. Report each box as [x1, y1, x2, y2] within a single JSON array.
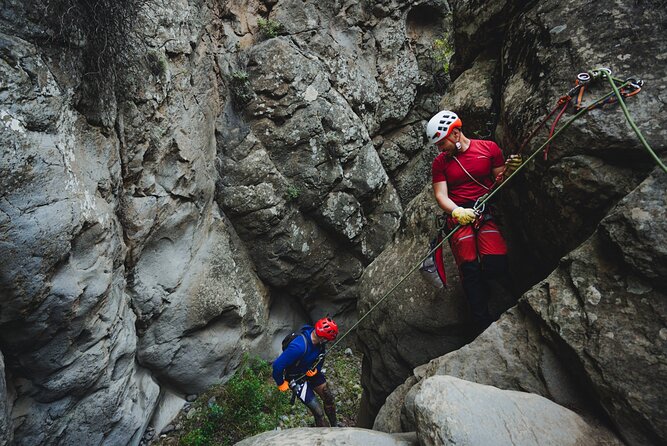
[[433, 36, 454, 74], [146, 51, 168, 77], [172, 355, 292, 446], [257, 18, 283, 40], [230, 70, 253, 106], [159, 349, 364, 445], [286, 184, 301, 201]]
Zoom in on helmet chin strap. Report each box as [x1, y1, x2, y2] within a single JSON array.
[[445, 133, 462, 153]]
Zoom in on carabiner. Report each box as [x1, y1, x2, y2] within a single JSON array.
[[473, 195, 487, 215], [626, 78, 643, 90], [591, 67, 612, 78], [576, 72, 591, 84]]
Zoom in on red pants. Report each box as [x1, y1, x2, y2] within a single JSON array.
[[449, 219, 508, 266]]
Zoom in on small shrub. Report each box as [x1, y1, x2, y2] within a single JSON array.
[[257, 18, 283, 40], [180, 428, 210, 446], [175, 356, 292, 446], [433, 36, 454, 74], [146, 51, 168, 77], [230, 71, 253, 106], [286, 184, 301, 201]]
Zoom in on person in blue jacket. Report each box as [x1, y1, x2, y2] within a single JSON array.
[[273, 317, 339, 427]]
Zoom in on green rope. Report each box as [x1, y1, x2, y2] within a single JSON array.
[[600, 71, 667, 174]]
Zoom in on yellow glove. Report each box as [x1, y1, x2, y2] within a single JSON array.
[[504, 154, 522, 176], [278, 381, 290, 392], [451, 207, 477, 225], [306, 369, 318, 377]]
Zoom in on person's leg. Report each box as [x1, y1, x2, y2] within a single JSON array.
[[459, 261, 492, 329], [303, 397, 327, 427], [294, 379, 327, 426], [477, 220, 513, 292], [450, 225, 492, 329], [313, 381, 337, 427]]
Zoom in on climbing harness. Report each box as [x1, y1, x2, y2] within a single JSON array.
[[298, 67, 664, 375]]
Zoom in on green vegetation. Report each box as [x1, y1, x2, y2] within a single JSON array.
[[156, 349, 363, 444], [175, 356, 292, 446], [257, 18, 283, 40], [433, 36, 454, 74], [230, 71, 253, 106], [146, 51, 168, 77], [285, 184, 301, 201]]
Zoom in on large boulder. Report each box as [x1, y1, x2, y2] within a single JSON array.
[[414, 376, 621, 446], [394, 307, 593, 432], [235, 427, 418, 446], [521, 170, 667, 445]]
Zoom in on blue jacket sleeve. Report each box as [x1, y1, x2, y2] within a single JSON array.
[[272, 336, 307, 385]]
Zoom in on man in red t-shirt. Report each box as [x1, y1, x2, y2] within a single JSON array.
[[426, 110, 521, 329]]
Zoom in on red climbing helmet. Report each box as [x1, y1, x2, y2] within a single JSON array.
[[315, 317, 338, 341]]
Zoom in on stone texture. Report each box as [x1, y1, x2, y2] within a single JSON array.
[[398, 308, 592, 432], [521, 170, 667, 445], [0, 0, 269, 443], [215, 0, 454, 322], [495, 0, 667, 286], [439, 53, 498, 139], [413, 376, 622, 446], [373, 375, 418, 433], [235, 427, 417, 446], [379, 171, 666, 445], [149, 390, 186, 438], [0, 352, 11, 446]]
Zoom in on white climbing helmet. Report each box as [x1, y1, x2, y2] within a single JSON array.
[[426, 110, 462, 145]]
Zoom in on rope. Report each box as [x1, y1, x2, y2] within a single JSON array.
[[599, 70, 667, 174], [299, 74, 660, 375]]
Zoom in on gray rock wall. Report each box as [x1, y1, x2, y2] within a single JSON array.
[[375, 171, 666, 445], [358, 0, 666, 433], [0, 0, 452, 443], [0, 352, 11, 446], [216, 0, 451, 319], [0, 0, 269, 443]]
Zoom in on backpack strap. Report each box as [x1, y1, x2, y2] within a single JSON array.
[[292, 332, 308, 368]]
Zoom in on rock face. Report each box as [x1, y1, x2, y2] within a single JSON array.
[[0, 352, 11, 446], [0, 0, 451, 443], [236, 427, 418, 446], [1, 0, 665, 444], [216, 0, 452, 318], [376, 171, 666, 445], [413, 376, 621, 446], [359, 0, 667, 436]]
